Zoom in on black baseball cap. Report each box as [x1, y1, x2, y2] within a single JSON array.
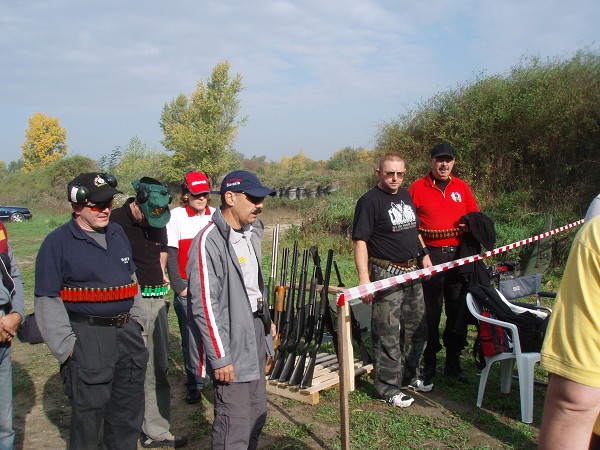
[[68, 173, 121, 203], [430, 143, 456, 159]]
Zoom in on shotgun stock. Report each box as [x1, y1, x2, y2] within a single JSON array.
[[278, 249, 310, 382], [273, 247, 289, 350], [269, 241, 299, 380], [300, 249, 333, 389], [267, 224, 280, 321], [288, 267, 319, 386], [334, 260, 372, 365]]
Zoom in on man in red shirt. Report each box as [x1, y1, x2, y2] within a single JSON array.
[[409, 143, 479, 384]]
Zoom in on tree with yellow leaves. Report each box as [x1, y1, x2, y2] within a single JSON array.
[[21, 112, 68, 172]]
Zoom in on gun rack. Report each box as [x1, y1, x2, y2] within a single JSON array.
[[266, 353, 373, 405]]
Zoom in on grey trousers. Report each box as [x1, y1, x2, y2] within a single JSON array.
[[141, 297, 172, 441], [211, 317, 267, 450], [60, 318, 148, 450], [370, 264, 427, 399]]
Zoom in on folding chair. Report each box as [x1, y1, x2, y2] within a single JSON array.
[[498, 272, 555, 310], [466, 289, 549, 423]]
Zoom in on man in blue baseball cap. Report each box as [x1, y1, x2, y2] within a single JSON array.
[[187, 170, 275, 449]]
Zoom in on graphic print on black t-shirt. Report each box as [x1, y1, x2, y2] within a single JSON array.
[[388, 201, 417, 232]]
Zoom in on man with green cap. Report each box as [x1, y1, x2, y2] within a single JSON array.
[[111, 177, 188, 448]]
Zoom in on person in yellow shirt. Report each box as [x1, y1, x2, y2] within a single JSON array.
[[538, 214, 600, 449]]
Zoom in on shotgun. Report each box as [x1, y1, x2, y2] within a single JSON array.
[[274, 246, 289, 350], [278, 249, 310, 382], [288, 266, 319, 386], [267, 224, 280, 321], [269, 240, 299, 380], [334, 260, 372, 365], [300, 249, 333, 389], [312, 246, 339, 356]]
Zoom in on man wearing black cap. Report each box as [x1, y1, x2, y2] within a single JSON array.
[[34, 172, 148, 450], [166, 170, 215, 404], [409, 143, 480, 384], [111, 177, 188, 448], [186, 170, 275, 450]]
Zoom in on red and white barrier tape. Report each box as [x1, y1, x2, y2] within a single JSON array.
[[338, 218, 585, 306]]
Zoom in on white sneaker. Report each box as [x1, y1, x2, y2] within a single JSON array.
[[409, 378, 434, 393], [386, 392, 415, 408]]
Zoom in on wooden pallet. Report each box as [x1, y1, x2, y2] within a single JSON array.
[[266, 353, 373, 405]]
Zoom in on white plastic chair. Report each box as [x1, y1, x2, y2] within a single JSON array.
[[466, 290, 548, 423]]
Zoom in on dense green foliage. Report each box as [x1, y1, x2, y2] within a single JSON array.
[[375, 50, 600, 216], [159, 61, 246, 185]]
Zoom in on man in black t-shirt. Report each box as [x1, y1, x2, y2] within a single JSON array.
[[352, 153, 433, 407], [111, 177, 188, 449]]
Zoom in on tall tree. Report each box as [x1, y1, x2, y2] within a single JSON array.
[[160, 61, 246, 183], [20, 112, 68, 172]]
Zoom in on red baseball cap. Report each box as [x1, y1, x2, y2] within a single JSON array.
[[184, 171, 211, 195]]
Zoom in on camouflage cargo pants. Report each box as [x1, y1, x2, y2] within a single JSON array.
[[370, 264, 427, 399]]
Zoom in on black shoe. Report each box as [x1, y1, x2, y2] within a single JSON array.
[[185, 388, 202, 404], [140, 433, 188, 448], [444, 363, 468, 383], [421, 356, 437, 385]]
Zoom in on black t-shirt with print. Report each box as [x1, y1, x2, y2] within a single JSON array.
[[352, 186, 420, 262]]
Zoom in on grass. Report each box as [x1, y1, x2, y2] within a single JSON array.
[[7, 207, 552, 449]]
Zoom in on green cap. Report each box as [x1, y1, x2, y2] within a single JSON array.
[[133, 177, 172, 228]]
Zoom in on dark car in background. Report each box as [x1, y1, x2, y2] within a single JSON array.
[[0, 205, 33, 222]]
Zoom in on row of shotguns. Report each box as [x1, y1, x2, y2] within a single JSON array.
[[265, 225, 372, 389]]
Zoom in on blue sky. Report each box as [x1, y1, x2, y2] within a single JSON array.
[[0, 0, 597, 165]]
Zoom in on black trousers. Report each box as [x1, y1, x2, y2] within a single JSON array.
[[60, 318, 148, 450], [422, 249, 468, 360]]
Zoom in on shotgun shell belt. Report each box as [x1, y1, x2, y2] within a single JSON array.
[[140, 283, 169, 298], [418, 227, 463, 239], [60, 282, 139, 302], [369, 257, 418, 275]]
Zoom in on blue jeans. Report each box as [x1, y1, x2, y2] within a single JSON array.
[[174, 290, 203, 391], [0, 344, 15, 450]]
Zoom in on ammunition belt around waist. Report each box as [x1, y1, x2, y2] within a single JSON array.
[[418, 227, 463, 239], [369, 257, 418, 275], [60, 282, 138, 302], [140, 283, 169, 298]]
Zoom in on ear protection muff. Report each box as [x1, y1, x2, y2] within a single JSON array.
[[67, 183, 90, 203], [135, 181, 173, 204], [135, 184, 150, 203], [67, 173, 118, 204]]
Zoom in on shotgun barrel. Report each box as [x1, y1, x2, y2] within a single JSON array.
[[279, 249, 310, 382], [267, 224, 280, 321], [269, 241, 299, 380], [273, 247, 289, 351], [288, 267, 319, 386], [300, 249, 334, 389]]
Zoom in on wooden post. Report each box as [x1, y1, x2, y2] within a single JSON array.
[[337, 294, 352, 449]]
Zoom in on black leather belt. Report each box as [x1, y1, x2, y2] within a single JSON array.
[[428, 246, 457, 253], [68, 311, 130, 328]]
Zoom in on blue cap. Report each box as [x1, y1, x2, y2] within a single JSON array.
[[219, 170, 276, 197]]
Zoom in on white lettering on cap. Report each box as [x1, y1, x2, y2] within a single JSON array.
[[226, 181, 241, 187], [191, 180, 208, 186]]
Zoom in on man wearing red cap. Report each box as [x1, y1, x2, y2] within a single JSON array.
[[166, 170, 215, 404]]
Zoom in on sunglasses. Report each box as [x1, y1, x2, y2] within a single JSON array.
[[85, 200, 114, 211], [238, 192, 265, 205]]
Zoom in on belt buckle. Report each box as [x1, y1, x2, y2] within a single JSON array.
[[116, 313, 130, 328]]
